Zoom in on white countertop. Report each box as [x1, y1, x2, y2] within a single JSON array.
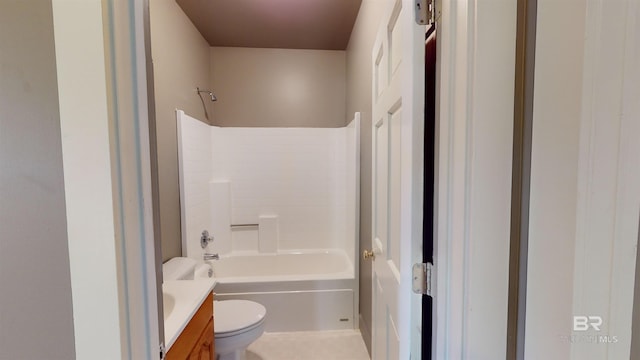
[[163, 279, 216, 351]]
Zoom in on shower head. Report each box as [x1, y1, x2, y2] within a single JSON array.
[[197, 87, 217, 102]]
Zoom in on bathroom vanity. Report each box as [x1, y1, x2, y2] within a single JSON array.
[[163, 279, 216, 359], [166, 292, 214, 359]]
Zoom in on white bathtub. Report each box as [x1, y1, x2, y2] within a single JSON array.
[[206, 250, 357, 332]]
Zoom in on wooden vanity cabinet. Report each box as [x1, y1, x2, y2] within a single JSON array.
[[166, 292, 215, 360], [188, 317, 214, 360]]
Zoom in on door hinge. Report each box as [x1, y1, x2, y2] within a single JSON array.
[[159, 343, 166, 359], [412, 262, 433, 296], [414, 0, 435, 26]]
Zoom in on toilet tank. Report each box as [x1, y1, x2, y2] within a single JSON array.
[[162, 257, 197, 280]]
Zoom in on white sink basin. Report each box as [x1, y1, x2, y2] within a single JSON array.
[[162, 279, 216, 351], [163, 293, 175, 321]]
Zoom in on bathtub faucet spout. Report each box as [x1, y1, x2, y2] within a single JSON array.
[[204, 253, 219, 261]]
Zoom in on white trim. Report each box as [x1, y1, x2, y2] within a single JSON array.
[[461, 0, 476, 355], [52, 1, 123, 358], [103, 0, 161, 358], [133, 0, 162, 357], [570, 0, 640, 358], [434, 0, 472, 357], [350, 112, 362, 330], [434, 0, 516, 358], [53, 0, 160, 359]]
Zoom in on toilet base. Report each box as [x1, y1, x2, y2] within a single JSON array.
[[217, 349, 247, 360]]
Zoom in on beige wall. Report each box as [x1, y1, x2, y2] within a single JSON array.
[[344, 0, 386, 353], [150, 0, 213, 261], [210, 47, 346, 127], [0, 1, 76, 359]]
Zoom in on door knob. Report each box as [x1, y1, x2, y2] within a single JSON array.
[[363, 249, 376, 260]]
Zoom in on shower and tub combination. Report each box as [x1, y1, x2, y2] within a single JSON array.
[[176, 109, 361, 332]]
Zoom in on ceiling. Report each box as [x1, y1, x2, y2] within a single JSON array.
[[176, 0, 362, 50]]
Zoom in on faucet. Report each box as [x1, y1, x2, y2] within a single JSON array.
[[204, 253, 219, 261]]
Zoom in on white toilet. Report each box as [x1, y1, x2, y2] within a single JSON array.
[[214, 300, 266, 360]]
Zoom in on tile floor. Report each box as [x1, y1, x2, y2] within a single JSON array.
[[246, 330, 370, 360]]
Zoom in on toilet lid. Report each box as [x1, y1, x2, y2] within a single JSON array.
[[215, 300, 266, 334]]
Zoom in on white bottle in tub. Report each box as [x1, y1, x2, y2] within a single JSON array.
[[195, 263, 213, 279]]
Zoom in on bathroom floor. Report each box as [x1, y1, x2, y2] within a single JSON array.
[[246, 330, 370, 360]]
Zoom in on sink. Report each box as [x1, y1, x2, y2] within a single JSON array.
[[163, 293, 175, 321], [162, 279, 216, 351]]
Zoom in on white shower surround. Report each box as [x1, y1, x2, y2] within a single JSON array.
[[177, 110, 359, 261], [211, 126, 348, 255], [177, 110, 360, 331]]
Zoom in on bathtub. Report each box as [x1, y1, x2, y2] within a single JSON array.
[[206, 250, 357, 332]]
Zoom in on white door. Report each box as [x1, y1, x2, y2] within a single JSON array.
[[369, 0, 425, 359]]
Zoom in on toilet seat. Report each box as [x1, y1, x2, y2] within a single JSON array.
[[214, 300, 266, 338]]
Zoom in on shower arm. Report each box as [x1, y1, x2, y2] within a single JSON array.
[[197, 87, 217, 102]]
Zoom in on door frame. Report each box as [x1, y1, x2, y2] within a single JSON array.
[[517, 0, 640, 358], [52, 0, 161, 358], [434, 0, 640, 358], [103, 0, 163, 358], [433, 0, 517, 358]]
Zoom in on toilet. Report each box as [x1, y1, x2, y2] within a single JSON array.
[[214, 300, 266, 360], [163, 258, 266, 360]]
